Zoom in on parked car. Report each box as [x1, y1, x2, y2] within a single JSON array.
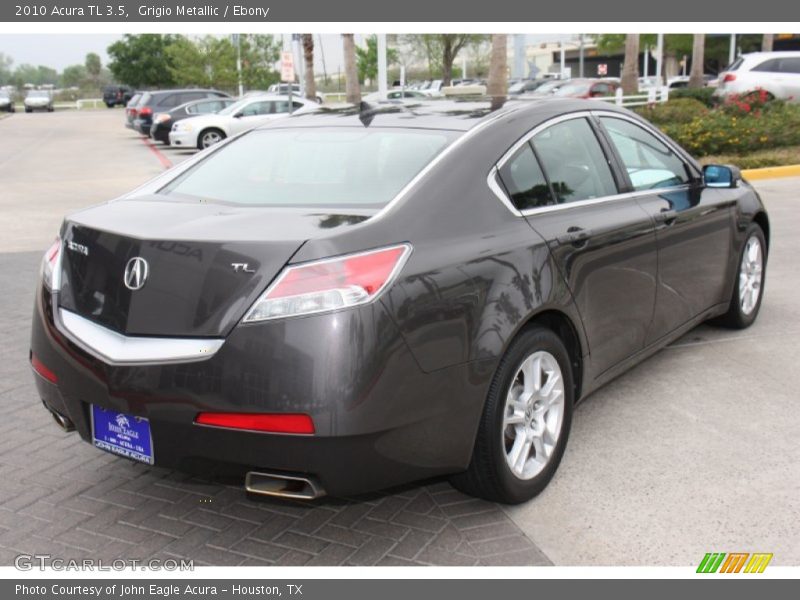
[[363, 90, 429, 102], [508, 79, 549, 95], [169, 94, 317, 149], [529, 79, 568, 96], [31, 99, 768, 503], [267, 83, 301, 95], [150, 97, 237, 145], [103, 85, 135, 108], [714, 51, 800, 102], [0, 90, 14, 113], [131, 89, 230, 136], [552, 78, 619, 98], [24, 90, 54, 113], [124, 93, 142, 130]]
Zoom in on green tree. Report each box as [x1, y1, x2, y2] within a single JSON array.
[[0, 53, 13, 86], [354, 35, 398, 84], [85, 52, 102, 78], [61, 64, 87, 88], [107, 34, 179, 88], [402, 34, 487, 85], [239, 34, 282, 91], [167, 35, 238, 91]]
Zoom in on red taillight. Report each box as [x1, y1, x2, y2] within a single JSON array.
[[195, 412, 315, 434], [139, 106, 153, 118], [41, 236, 61, 290], [723, 73, 737, 83], [31, 354, 57, 384], [129, 108, 138, 117], [243, 244, 412, 322]]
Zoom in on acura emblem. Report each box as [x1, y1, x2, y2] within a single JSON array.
[[124, 257, 149, 291]]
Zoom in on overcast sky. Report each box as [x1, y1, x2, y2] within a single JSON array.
[[0, 34, 353, 73], [0, 33, 575, 75]]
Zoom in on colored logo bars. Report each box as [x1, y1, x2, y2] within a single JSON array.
[[697, 552, 773, 573]]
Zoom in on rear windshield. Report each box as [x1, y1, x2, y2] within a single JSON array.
[[161, 128, 459, 207]]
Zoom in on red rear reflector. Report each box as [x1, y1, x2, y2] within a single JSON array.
[[723, 73, 737, 83], [195, 412, 315, 434], [31, 354, 57, 384]]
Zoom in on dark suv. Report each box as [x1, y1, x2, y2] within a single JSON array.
[[131, 89, 230, 136], [103, 85, 135, 108]]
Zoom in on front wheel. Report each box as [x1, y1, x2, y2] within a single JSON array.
[[198, 128, 225, 149], [715, 223, 767, 329], [450, 327, 574, 504]]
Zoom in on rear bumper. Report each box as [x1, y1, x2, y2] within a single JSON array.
[[150, 123, 171, 144], [132, 119, 152, 135], [30, 285, 490, 496]]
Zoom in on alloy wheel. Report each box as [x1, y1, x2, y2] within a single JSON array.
[[502, 350, 565, 480], [201, 131, 222, 148], [739, 235, 763, 315]]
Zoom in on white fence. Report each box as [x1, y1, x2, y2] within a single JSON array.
[[598, 87, 670, 108], [52, 98, 105, 110]]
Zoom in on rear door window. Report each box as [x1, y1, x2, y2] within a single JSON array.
[[530, 118, 618, 203], [780, 57, 800, 74]]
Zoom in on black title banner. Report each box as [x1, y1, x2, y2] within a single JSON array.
[[2, 0, 799, 22]]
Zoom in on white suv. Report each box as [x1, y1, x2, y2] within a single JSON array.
[[714, 51, 800, 102]]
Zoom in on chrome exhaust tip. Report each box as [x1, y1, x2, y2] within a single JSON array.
[[245, 471, 325, 500], [51, 409, 75, 432]]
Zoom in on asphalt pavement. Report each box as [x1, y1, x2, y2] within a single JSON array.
[[0, 109, 797, 566]]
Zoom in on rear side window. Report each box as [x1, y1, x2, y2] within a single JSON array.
[[599, 117, 690, 191], [530, 118, 618, 203], [727, 57, 744, 71], [498, 145, 554, 210], [161, 128, 458, 207], [752, 58, 782, 73]]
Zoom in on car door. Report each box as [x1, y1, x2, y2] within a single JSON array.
[[778, 56, 800, 99], [497, 114, 658, 377], [595, 113, 736, 344], [230, 100, 274, 134]]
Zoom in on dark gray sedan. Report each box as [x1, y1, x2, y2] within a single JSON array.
[[30, 98, 768, 503]]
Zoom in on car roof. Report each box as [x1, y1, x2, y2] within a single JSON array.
[[254, 97, 627, 133]]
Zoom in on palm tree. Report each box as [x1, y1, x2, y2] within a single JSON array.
[[342, 34, 361, 103], [620, 34, 640, 95], [301, 34, 316, 101], [487, 34, 508, 98], [761, 34, 774, 52], [688, 34, 706, 88]]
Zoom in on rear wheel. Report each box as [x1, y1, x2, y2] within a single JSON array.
[[450, 327, 574, 504], [199, 128, 225, 150], [716, 223, 766, 329]]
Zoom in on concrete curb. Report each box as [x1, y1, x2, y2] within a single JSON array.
[[742, 164, 800, 181]]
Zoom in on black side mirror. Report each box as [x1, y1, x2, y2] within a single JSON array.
[[233, 112, 243, 118], [703, 164, 742, 188]]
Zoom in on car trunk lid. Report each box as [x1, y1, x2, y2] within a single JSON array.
[[57, 196, 374, 338]]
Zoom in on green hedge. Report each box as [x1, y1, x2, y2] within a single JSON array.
[[644, 95, 800, 157], [667, 87, 717, 107]]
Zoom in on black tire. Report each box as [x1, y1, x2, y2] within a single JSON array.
[[198, 128, 226, 150], [450, 326, 574, 504], [106, 103, 115, 109], [715, 223, 767, 329]]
